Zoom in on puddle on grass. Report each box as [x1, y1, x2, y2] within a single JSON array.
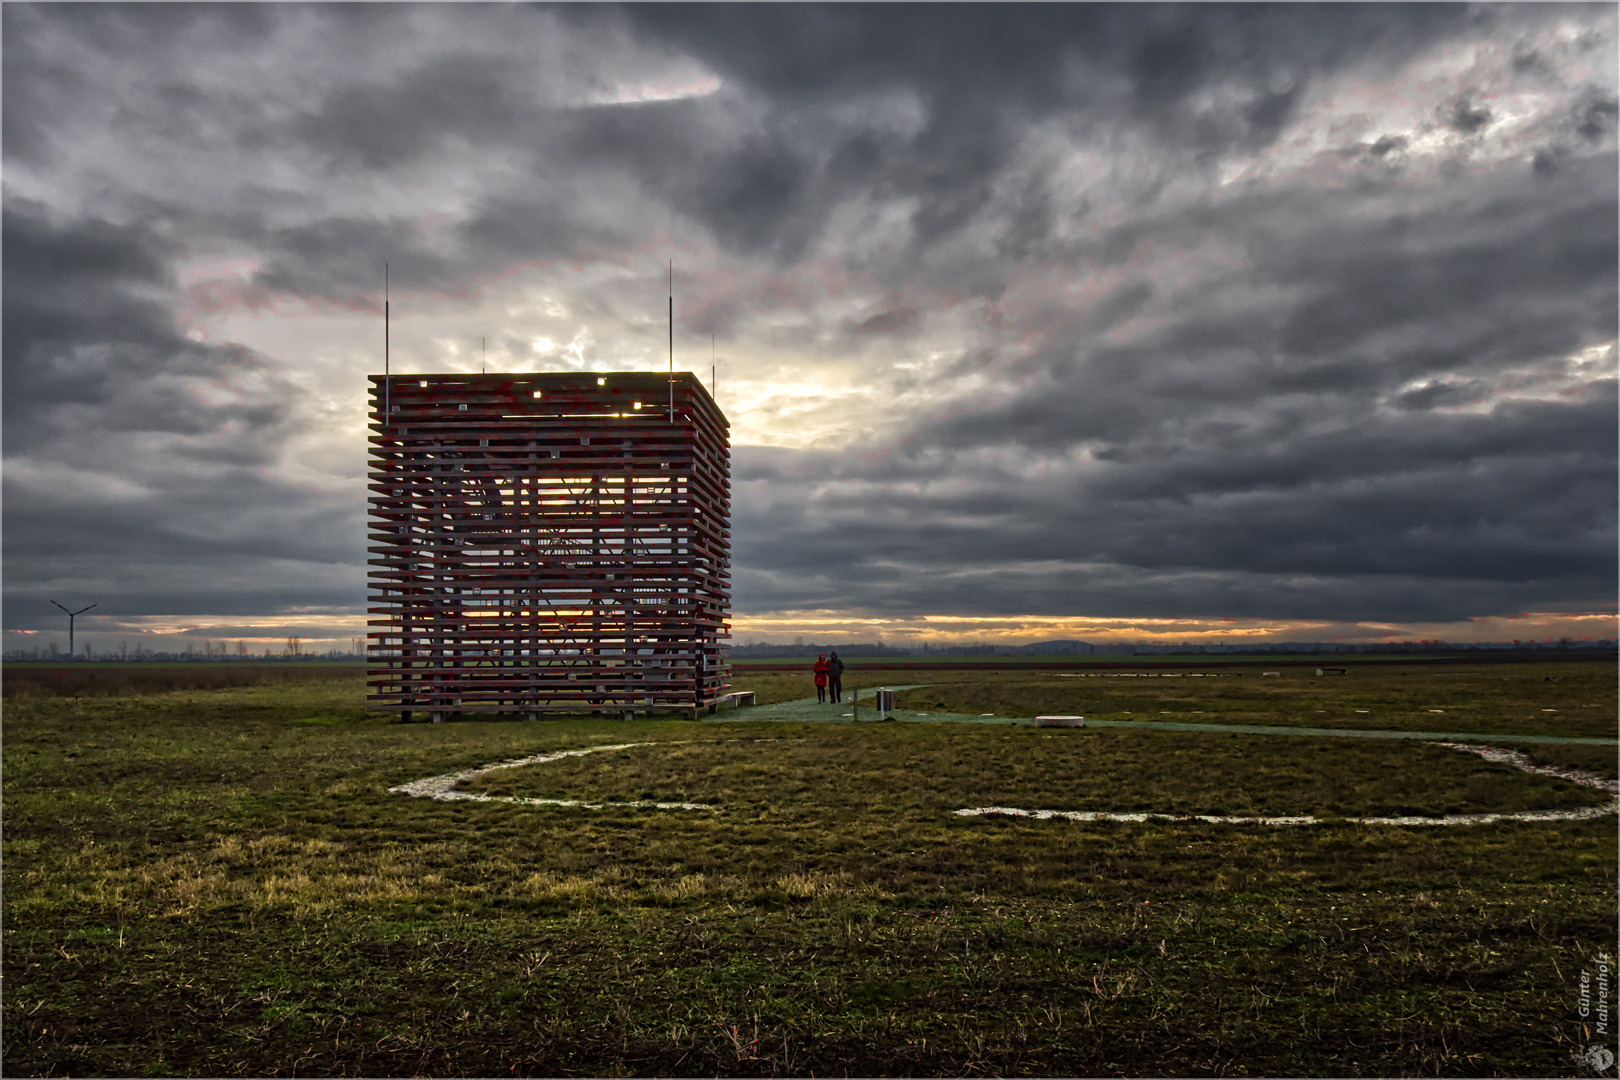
[[954, 742, 1619, 827], [388, 742, 715, 811]]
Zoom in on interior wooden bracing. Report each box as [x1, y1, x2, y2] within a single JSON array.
[[366, 372, 731, 718]]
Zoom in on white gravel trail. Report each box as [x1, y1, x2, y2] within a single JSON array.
[[389, 739, 1614, 824], [387, 742, 715, 811], [954, 742, 1617, 826]]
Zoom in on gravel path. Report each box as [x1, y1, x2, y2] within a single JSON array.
[[388, 742, 715, 811], [386, 693, 1617, 825], [958, 743, 1618, 826]]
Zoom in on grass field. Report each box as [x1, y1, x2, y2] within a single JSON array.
[[4, 662, 1616, 1076], [2, 662, 363, 700], [884, 662, 1618, 740]]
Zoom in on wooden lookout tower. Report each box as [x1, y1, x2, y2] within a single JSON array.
[[366, 372, 730, 720]]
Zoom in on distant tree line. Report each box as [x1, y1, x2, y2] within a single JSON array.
[[11, 636, 1612, 663], [3, 637, 364, 662], [724, 638, 1616, 658]]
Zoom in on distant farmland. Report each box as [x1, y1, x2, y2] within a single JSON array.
[[2, 662, 363, 699]]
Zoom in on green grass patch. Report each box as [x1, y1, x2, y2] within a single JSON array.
[[2, 662, 363, 700], [894, 661, 1618, 739], [457, 729, 1610, 818], [4, 666, 1615, 1076]]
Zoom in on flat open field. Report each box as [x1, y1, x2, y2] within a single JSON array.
[[877, 660, 1618, 740], [2, 662, 364, 700], [4, 662, 1615, 1076]]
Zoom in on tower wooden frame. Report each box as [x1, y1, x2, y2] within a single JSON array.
[[366, 372, 730, 719]]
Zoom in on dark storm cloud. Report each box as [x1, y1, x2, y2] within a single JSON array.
[[2, 199, 362, 624], [2, 203, 178, 412], [618, 3, 1479, 258], [735, 394, 1616, 623], [727, 142, 1618, 623], [3, 3, 1615, 639], [133, 2, 1471, 285], [292, 60, 532, 173], [0, 4, 1513, 290], [1573, 88, 1620, 141], [251, 215, 464, 301], [1447, 96, 1494, 134]]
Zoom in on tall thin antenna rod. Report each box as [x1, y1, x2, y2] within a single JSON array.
[[711, 333, 716, 400], [668, 260, 674, 423], [51, 600, 96, 659], [384, 263, 390, 423], [482, 335, 486, 375]]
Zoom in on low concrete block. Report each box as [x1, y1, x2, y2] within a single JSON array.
[[1036, 715, 1086, 728]]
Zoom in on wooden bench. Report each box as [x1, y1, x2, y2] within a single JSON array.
[[713, 690, 756, 712]]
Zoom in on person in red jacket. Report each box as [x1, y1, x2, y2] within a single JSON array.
[[812, 654, 829, 702]]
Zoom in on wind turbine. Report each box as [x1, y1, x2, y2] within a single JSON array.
[[51, 601, 97, 659]]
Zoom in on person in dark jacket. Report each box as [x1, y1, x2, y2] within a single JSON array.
[[827, 651, 845, 703], [812, 654, 829, 702]]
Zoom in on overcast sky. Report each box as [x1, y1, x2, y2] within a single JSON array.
[[4, 3, 1616, 653]]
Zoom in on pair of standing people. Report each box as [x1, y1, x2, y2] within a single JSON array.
[[812, 651, 845, 703]]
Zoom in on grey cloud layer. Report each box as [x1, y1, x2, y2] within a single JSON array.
[[3, 200, 362, 620], [733, 149, 1616, 621], [3, 4, 1615, 635]]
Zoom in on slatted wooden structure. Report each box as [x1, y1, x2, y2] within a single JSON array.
[[366, 372, 730, 719]]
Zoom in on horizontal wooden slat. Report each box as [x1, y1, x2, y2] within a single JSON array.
[[364, 372, 730, 716]]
